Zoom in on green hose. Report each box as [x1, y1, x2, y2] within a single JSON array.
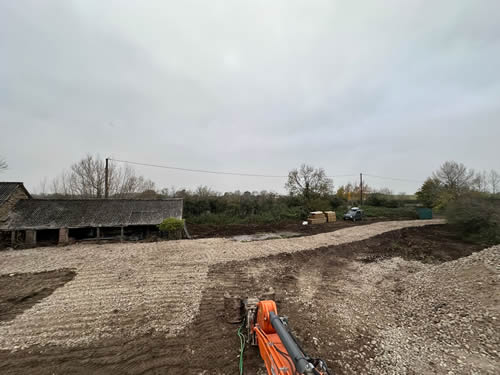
[[237, 319, 246, 375]]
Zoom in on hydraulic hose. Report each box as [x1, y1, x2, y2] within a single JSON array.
[[269, 311, 314, 374], [237, 319, 246, 374]]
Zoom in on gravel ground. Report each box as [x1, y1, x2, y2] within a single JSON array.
[[177, 226, 499, 375], [327, 245, 499, 375], [0, 220, 498, 375], [376, 246, 499, 374], [0, 219, 442, 350]]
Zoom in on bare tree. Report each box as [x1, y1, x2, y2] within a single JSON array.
[[33, 177, 49, 197], [285, 164, 333, 199], [161, 186, 179, 198], [489, 169, 500, 194], [110, 164, 155, 197], [432, 161, 475, 197], [50, 154, 155, 198], [376, 187, 393, 195], [66, 155, 106, 197], [0, 157, 7, 172], [472, 170, 489, 192]]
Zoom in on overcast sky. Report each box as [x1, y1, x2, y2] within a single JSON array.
[[1, 0, 499, 194]]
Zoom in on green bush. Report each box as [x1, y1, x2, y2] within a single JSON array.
[[361, 206, 417, 219], [158, 217, 185, 231], [158, 218, 185, 239], [164, 187, 423, 227], [446, 194, 500, 244], [365, 193, 401, 208], [308, 197, 332, 212], [329, 196, 346, 209], [185, 206, 306, 225]]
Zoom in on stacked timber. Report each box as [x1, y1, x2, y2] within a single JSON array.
[[307, 211, 327, 224], [324, 211, 336, 222]]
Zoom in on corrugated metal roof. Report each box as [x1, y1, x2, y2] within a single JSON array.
[[0, 182, 30, 203], [0, 199, 183, 230]]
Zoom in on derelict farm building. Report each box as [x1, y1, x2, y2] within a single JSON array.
[[0, 182, 183, 247]]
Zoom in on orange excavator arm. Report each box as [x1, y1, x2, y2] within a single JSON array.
[[248, 300, 331, 375]]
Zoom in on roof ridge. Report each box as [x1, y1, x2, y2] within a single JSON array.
[[27, 198, 183, 201], [2, 197, 183, 230]]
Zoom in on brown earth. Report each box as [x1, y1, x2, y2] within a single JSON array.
[[1, 224, 497, 374], [0, 269, 76, 322], [0, 219, 440, 354], [187, 217, 383, 238]]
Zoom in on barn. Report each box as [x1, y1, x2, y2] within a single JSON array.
[[0, 182, 183, 247]]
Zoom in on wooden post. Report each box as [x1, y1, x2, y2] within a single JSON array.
[[105, 158, 109, 198], [58, 228, 69, 244], [96, 227, 100, 238], [360, 173, 363, 206], [120, 227, 124, 241], [183, 223, 191, 239], [25, 230, 37, 246], [11, 230, 16, 247]]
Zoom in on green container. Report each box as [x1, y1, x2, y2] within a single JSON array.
[[417, 207, 433, 220]]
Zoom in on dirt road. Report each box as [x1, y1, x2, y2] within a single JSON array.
[[1, 219, 498, 374]]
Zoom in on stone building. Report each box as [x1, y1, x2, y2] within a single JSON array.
[[0, 182, 31, 222], [0, 182, 183, 247]]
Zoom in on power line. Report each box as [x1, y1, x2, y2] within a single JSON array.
[[109, 158, 288, 178], [328, 174, 359, 178], [109, 158, 418, 183], [110, 158, 357, 179], [363, 173, 423, 183]]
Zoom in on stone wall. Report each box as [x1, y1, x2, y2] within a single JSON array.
[[0, 186, 30, 223]]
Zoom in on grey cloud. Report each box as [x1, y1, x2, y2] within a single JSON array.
[[1, 0, 499, 194]]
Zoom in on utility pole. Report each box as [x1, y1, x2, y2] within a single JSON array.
[[360, 173, 363, 206], [105, 158, 109, 198]]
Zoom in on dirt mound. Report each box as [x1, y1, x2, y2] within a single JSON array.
[[355, 224, 483, 263]]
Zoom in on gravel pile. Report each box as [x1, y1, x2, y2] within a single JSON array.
[[376, 245, 499, 374]]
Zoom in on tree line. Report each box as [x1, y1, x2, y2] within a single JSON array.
[[23, 155, 500, 240], [37, 155, 156, 198], [416, 161, 500, 208], [30, 157, 418, 224], [416, 161, 500, 244]]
